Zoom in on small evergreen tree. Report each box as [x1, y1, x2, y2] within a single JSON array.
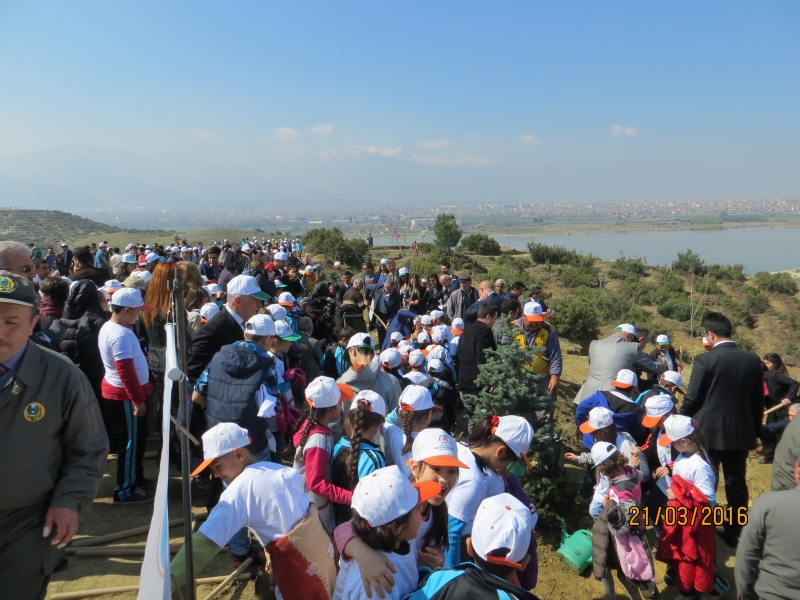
[[465, 317, 568, 518], [433, 214, 462, 254]]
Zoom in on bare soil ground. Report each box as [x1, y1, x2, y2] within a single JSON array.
[[47, 354, 773, 600]]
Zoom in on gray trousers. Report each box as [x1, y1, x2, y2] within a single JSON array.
[[0, 501, 54, 600]]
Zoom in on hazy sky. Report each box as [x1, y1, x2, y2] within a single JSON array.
[[1, 2, 799, 209]]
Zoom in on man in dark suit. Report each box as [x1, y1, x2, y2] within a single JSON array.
[[680, 312, 764, 547], [458, 304, 499, 433], [187, 274, 269, 381], [369, 276, 402, 347]]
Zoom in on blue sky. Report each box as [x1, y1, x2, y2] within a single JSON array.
[[0, 1, 798, 209]]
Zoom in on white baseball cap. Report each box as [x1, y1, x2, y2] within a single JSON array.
[[579, 406, 615, 434], [417, 330, 431, 345], [121, 253, 138, 264], [430, 309, 445, 321], [191, 422, 251, 476], [110, 288, 155, 311], [241, 243, 252, 252], [398, 344, 412, 357], [399, 385, 437, 412], [273, 251, 288, 262], [277, 291, 296, 307], [420, 315, 432, 326], [660, 415, 696, 446], [471, 494, 533, 569], [523, 302, 544, 322], [642, 394, 675, 428], [390, 331, 404, 343], [100, 279, 122, 293], [427, 358, 445, 373], [451, 318, 465, 334], [702, 337, 711, 347], [352, 466, 442, 528], [380, 258, 388, 265], [408, 349, 426, 367], [131, 270, 152, 284], [426, 344, 448, 363], [275, 320, 301, 342], [266, 304, 287, 322], [410, 428, 468, 468], [200, 302, 220, 320], [181, 246, 190, 252], [615, 323, 637, 335], [659, 370, 684, 393], [398, 267, 409, 276], [352, 390, 387, 417], [347, 332, 375, 350], [245, 314, 277, 337], [144, 252, 160, 264], [379, 348, 402, 369], [656, 334, 670, 346], [171, 246, 181, 253], [227, 275, 271, 301], [305, 376, 355, 409], [204, 282, 222, 295], [590, 441, 619, 468], [493, 415, 534, 470], [611, 368, 638, 389], [431, 325, 448, 344]]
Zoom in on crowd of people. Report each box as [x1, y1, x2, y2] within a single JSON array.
[[0, 236, 799, 600]]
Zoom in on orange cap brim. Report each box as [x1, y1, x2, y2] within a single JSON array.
[[450, 328, 462, 336], [658, 434, 675, 447], [278, 302, 294, 307], [611, 381, 633, 388], [487, 555, 523, 569], [190, 458, 215, 477], [524, 315, 544, 322], [137, 304, 157, 312], [579, 420, 597, 434], [414, 480, 443, 504], [420, 349, 429, 357], [421, 455, 470, 469], [642, 414, 663, 428], [337, 383, 355, 402]]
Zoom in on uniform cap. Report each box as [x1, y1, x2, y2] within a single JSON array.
[[614, 323, 637, 335], [273, 251, 289, 262], [110, 288, 155, 311], [660, 415, 696, 446], [471, 494, 533, 569], [420, 315, 432, 326], [426, 344, 448, 363], [408, 350, 426, 367], [417, 331, 431, 345], [266, 304, 287, 322], [410, 428, 468, 468], [275, 320, 301, 342], [0, 271, 37, 307], [430, 309, 445, 321], [352, 390, 386, 417], [191, 423, 251, 476], [100, 279, 123, 293], [347, 332, 375, 350], [200, 302, 220, 320], [611, 368, 637, 389], [523, 302, 544, 322], [702, 337, 711, 348], [203, 283, 222, 295], [656, 334, 670, 346], [121, 253, 138, 264], [493, 415, 534, 470], [379, 348, 402, 369], [659, 371, 684, 393], [399, 385, 437, 412], [305, 376, 354, 408], [398, 267, 409, 276], [277, 291, 296, 307], [451, 318, 465, 335], [390, 331, 404, 343], [431, 325, 448, 344], [579, 406, 615, 434], [351, 466, 442, 528], [427, 358, 445, 373], [590, 441, 618, 467], [245, 314, 277, 337], [642, 394, 675, 428], [227, 275, 271, 301]]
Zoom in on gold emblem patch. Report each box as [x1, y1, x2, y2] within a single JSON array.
[[0, 276, 16, 292], [24, 402, 45, 422]]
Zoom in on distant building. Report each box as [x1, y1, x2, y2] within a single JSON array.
[[410, 218, 436, 229]]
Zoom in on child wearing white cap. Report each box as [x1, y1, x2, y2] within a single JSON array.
[[291, 376, 356, 532], [330, 391, 388, 525], [640, 394, 678, 504], [403, 350, 430, 385], [383, 386, 438, 477], [331, 466, 442, 600], [659, 415, 717, 506], [566, 406, 648, 519], [588, 442, 657, 600], [445, 415, 535, 567], [171, 423, 337, 600], [335, 428, 470, 591]]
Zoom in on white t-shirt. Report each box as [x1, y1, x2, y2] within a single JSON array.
[[383, 425, 417, 478], [655, 431, 673, 494], [333, 540, 418, 600], [403, 371, 429, 385], [449, 336, 460, 358], [591, 432, 638, 506], [673, 452, 717, 504], [98, 321, 149, 388], [445, 443, 504, 534], [199, 463, 310, 548]]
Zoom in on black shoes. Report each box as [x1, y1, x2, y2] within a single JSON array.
[[113, 487, 155, 505]]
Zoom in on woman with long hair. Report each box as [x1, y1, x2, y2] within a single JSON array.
[[180, 261, 204, 290], [760, 352, 799, 463]]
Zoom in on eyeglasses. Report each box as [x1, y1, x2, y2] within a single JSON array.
[[16, 266, 33, 273]]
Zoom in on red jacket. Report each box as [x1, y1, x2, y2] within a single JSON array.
[[655, 475, 715, 594]]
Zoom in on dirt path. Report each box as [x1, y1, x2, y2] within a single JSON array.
[[47, 354, 775, 599]]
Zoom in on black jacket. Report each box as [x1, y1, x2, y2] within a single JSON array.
[[458, 321, 497, 395], [371, 286, 402, 325], [187, 307, 244, 381], [71, 265, 109, 287], [680, 341, 765, 451], [764, 370, 799, 420]]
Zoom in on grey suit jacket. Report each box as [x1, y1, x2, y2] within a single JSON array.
[[573, 334, 667, 404]]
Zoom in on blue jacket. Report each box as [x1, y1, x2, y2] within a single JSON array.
[[575, 390, 646, 449], [381, 309, 418, 351], [405, 563, 540, 600]]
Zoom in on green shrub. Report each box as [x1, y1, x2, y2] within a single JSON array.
[[657, 301, 693, 322], [303, 227, 371, 267], [417, 242, 436, 253], [672, 249, 707, 276], [434, 214, 462, 252], [549, 297, 600, 343], [733, 332, 757, 353], [460, 233, 502, 255], [743, 287, 770, 314], [528, 242, 595, 268], [608, 257, 648, 280], [575, 288, 631, 323], [558, 266, 600, 288], [753, 271, 798, 295], [659, 272, 687, 294], [707, 263, 746, 282], [719, 296, 755, 328]]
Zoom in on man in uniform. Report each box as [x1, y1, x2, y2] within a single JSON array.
[[0, 272, 108, 599]]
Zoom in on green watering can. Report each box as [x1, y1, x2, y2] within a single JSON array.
[[556, 518, 593, 574]]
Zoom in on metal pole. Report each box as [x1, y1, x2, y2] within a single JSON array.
[[173, 267, 196, 600]]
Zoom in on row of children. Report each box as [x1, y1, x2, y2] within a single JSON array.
[[570, 367, 723, 599]]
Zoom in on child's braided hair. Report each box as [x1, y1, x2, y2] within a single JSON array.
[[400, 408, 433, 454], [346, 402, 385, 482]]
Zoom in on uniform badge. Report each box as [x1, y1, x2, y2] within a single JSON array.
[[0, 276, 16, 292], [24, 402, 45, 422]]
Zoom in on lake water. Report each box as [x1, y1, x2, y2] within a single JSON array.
[[362, 226, 800, 273]]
